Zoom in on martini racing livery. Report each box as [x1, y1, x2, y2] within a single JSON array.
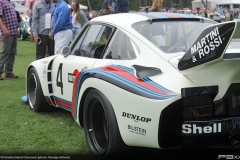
[[25, 12, 240, 159]]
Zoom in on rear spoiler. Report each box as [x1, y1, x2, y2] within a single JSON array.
[[178, 20, 240, 71]]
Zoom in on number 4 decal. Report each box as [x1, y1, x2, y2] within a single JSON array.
[[56, 63, 63, 95]]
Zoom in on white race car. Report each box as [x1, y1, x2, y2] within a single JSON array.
[[25, 12, 240, 159]]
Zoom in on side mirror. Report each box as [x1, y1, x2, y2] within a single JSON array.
[[61, 46, 71, 57]]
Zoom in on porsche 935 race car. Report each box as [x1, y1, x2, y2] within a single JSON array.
[[25, 12, 240, 159]]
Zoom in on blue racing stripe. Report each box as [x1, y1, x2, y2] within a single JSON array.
[[82, 69, 174, 99], [142, 77, 174, 94], [54, 96, 71, 105], [171, 13, 196, 18], [113, 65, 134, 74], [112, 66, 175, 95], [146, 12, 170, 19]]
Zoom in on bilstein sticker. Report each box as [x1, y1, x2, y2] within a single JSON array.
[[128, 125, 146, 136]]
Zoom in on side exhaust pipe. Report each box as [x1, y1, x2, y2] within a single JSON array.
[[230, 138, 240, 147]]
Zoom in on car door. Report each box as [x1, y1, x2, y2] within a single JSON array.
[[51, 24, 115, 110]]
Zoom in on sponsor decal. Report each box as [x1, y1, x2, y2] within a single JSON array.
[[68, 73, 75, 83], [191, 27, 223, 63], [128, 125, 146, 136], [232, 118, 240, 130], [122, 112, 151, 123], [182, 123, 221, 134], [226, 118, 240, 131], [178, 22, 235, 70]]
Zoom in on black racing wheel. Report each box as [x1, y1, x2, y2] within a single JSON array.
[[83, 89, 126, 159]]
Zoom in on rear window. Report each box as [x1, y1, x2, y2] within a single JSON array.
[[132, 20, 217, 53]]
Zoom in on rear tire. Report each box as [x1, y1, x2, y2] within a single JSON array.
[[83, 89, 126, 159], [27, 67, 52, 112]]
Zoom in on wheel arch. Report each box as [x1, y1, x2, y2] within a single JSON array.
[[77, 87, 118, 127], [26, 57, 56, 104], [78, 87, 94, 127]]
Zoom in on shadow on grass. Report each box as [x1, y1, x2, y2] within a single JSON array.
[[17, 107, 240, 160]]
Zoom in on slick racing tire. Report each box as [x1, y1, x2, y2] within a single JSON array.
[[27, 67, 51, 112], [83, 89, 126, 159]]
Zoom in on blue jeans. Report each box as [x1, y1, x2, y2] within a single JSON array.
[[72, 27, 81, 41]]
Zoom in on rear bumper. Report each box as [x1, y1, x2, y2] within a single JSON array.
[[158, 84, 240, 148]]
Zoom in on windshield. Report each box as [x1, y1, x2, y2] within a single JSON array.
[[133, 20, 217, 54]]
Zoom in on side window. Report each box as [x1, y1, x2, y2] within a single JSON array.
[[88, 26, 113, 58], [104, 30, 137, 60], [71, 24, 113, 58], [80, 25, 102, 57]]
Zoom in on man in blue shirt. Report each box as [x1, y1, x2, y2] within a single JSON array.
[[102, 0, 129, 15], [49, 0, 72, 54]]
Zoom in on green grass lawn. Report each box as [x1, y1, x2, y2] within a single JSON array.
[[0, 40, 94, 160]]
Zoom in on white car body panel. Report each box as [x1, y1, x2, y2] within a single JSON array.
[[77, 78, 181, 148], [51, 55, 98, 108]]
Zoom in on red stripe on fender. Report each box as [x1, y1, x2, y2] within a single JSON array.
[[101, 66, 168, 95], [55, 99, 71, 108], [157, 12, 181, 18], [71, 70, 81, 117], [45, 98, 51, 103]]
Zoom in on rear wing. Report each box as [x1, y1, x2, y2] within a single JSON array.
[[178, 20, 240, 71]]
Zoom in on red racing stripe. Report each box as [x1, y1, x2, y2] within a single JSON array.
[[157, 12, 181, 18], [101, 66, 169, 95], [45, 98, 51, 103], [55, 99, 71, 108], [71, 70, 81, 117]]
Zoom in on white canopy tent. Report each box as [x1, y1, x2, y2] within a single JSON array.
[[217, 0, 240, 5], [80, 4, 88, 10], [217, 0, 240, 8], [13, 2, 30, 13], [192, 0, 224, 9]]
